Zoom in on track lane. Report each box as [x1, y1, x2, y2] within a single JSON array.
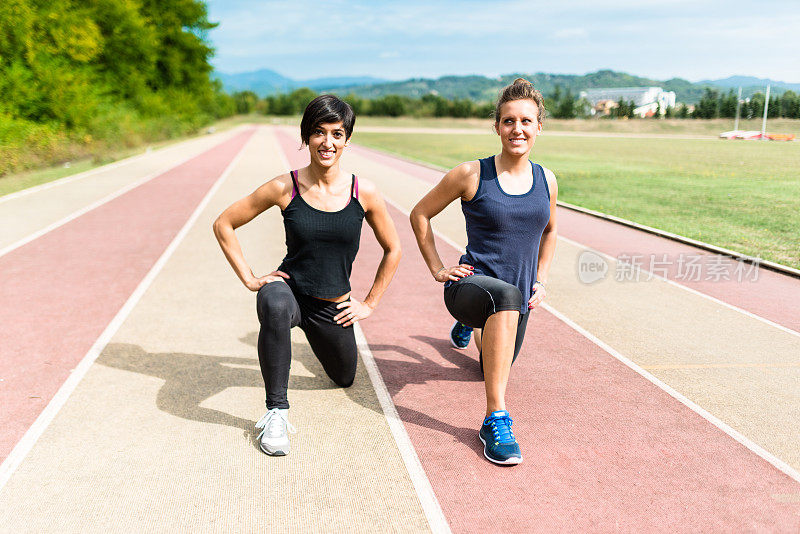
[[274, 127, 800, 531], [0, 127, 247, 252], [0, 129, 256, 462]]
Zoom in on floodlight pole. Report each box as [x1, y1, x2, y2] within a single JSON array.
[[733, 86, 742, 131], [760, 84, 770, 140]]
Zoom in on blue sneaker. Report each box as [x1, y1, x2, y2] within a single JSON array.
[[449, 321, 473, 349], [479, 410, 522, 465]]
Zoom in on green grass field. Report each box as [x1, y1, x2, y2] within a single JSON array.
[[261, 115, 800, 136], [353, 131, 800, 268]]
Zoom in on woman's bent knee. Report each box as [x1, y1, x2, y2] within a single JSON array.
[[491, 284, 522, 312], [256, 283, 294, 325]]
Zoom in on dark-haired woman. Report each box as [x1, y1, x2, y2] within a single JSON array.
[[410, 79, 558, 465], [214, 95, 401, 456]]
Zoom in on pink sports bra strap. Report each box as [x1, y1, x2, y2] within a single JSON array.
[[352, 175, 359, 199], [290, 170, 299, 198]]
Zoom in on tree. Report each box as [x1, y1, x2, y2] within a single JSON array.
[[369, 95, 407, 116], [554, 88, 576, 119], [693, 88, 720, 119], [719, 90, 738, 118], [779, 91, 800, 119], [233, 91, 258, 114]]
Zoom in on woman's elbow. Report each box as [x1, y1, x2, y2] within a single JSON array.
[[212, 215, 231, 238], [386, 242, 402, 261], [409, 206, 427, 231]]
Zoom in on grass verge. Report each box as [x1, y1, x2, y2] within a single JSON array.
[[0, 115, 251, 197], [353, 131, 800, 269]]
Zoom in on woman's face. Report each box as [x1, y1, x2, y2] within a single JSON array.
[[308, 122, 349, 168], [494, 99, 542, 156]]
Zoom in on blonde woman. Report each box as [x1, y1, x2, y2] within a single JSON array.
[[410, 79, 558, 465]]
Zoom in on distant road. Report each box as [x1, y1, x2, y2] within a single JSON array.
[[356, 125, 717, 140]]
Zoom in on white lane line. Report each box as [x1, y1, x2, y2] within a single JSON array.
[[0, 129, 250, 260], [0, 129, 256, 492], [0, 126, 245, 205], [540, 302, 800, 485], [558, 235, 800, 339], [355, 325, 452, 534], [378, 196, 800, 487], [271, 127, 451, 534], [351, 144, 800, 339]]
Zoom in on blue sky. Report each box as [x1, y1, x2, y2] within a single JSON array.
[[205, 0, 800, 83]]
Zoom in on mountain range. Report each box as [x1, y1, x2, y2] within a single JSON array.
[[215, 69, 385, 96], [214, 69, 797, 104]]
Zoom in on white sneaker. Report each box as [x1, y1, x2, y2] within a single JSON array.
[[255, 408, 296, 456]]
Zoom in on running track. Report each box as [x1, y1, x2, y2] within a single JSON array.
[[276, 128, 800, 530], [1, 125, 799, 531], [0, 129, 255, 461]]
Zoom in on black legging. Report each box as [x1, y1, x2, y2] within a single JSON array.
[[256, 281, 357, 409], [444, 275, 530, 364]]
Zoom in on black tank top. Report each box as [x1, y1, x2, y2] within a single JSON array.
[[278, 170, 365, 299]]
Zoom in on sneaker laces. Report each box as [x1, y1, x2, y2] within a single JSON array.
[[255, 408, 296, 440], [488, 414, 515, 443]]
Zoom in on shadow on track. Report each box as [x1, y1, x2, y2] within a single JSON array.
[[368, 334, 487, 455], [97, 334, 385, 451]]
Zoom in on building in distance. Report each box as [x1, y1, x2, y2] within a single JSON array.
[[580, 87, 677, 117]]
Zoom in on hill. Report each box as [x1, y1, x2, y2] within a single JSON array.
[[216, 68, 796, 104], [700, 75, 800, 97], [214, 69, 386, 96]]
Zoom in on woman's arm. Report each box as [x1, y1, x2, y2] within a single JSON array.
[[212, 174, 291, 291], [528, 167, 558, 309], [409, 162, 478, 282], [334, 179, 402, 327]]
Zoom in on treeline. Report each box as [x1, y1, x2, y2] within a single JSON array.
[[0, 0, 236, 175], [233, 88, 496, 119], [692, 88, 800, 119], [238, 85, 800, 122], [233, 85, 648, 120], [233, 86, 593, 119]]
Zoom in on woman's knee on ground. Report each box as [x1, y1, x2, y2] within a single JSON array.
[[320, 353, 357, 388], [331, 371, 355, 389]]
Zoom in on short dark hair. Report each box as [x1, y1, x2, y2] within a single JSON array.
[[299, 95, 356, 145]]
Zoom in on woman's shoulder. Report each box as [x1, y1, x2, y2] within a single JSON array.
[[444, 160, 481, 185], [265, 171, 295, 194], [249, 172, 295, 208], [535, 164, 558, 196]]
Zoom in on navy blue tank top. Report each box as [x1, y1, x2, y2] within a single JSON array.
[[459, 156, 551, 314], [278, 171, 365, 299]]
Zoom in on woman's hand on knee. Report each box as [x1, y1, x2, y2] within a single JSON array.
[[334, 298, 374, 327], [528, 281, 546, 309], [245, 270, 289, 291], [434, 264, 474, 283]]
